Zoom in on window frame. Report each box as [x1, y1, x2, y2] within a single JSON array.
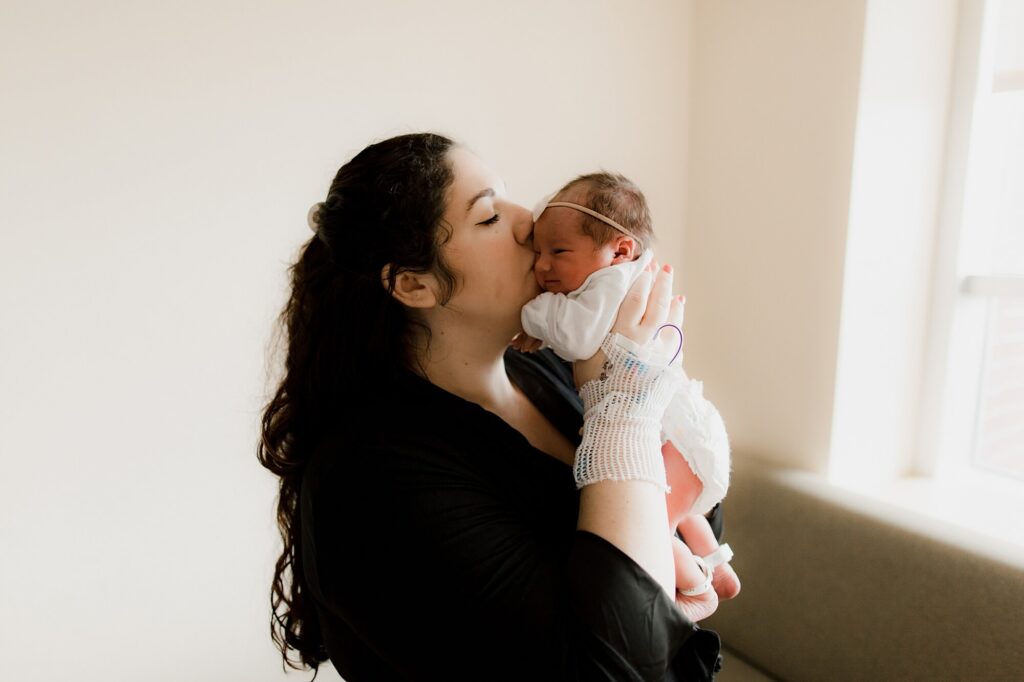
[[917, 0, 1024, 486]]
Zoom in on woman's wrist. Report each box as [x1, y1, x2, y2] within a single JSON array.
[[575, 415, 667, 491], [573, 332, 683, 491]]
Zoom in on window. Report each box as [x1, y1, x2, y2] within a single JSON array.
[[928, 0, 1024, 483]]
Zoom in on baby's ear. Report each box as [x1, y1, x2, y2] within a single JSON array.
[[610, 237, 638, 264]]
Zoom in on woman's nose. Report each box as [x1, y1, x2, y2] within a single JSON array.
[[511, 204, 534, 247]]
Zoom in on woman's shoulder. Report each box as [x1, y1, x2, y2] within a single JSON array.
[[303, 352, 581, 508], [307, 361, 543, 476]]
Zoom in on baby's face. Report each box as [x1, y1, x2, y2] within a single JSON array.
[[532, 209, 617, 294]]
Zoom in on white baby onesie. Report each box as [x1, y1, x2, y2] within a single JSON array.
[[520, 250, 731, 515]]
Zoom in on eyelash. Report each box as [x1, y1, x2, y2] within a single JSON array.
[[480, 213, 500, 225]]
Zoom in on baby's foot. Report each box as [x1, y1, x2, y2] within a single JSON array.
[[712, 562, 741, 600]]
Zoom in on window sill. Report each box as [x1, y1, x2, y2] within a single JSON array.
[[746, 457, 1024, 569]]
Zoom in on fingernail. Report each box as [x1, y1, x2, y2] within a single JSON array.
[[663, 264, 672, 274]]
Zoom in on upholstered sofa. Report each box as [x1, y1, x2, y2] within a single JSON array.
[[705, 456, 1024, 681]]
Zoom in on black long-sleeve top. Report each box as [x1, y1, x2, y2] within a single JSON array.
[[300, 348, 723, 681]]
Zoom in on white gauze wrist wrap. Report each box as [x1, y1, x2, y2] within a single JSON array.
[[574, 332, 685, 492]]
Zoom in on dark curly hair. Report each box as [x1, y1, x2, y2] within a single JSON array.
[[256, 132, 457, 675]]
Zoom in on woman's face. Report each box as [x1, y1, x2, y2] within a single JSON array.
[[436, 147, 540, 333]]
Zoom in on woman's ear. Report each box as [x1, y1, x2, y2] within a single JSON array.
[[380, 264, 438, 309], [609, 237, 638, 264]]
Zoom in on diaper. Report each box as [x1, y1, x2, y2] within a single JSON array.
[[661, 377, 731, 516]]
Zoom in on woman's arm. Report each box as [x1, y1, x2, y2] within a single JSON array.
[[574, 260, 684, 599], [578, 480, 676, 597]]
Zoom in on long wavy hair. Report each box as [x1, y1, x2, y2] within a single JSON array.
[[257, 132, 458, 675]]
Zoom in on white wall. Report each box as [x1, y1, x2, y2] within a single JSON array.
[[4, 0, 968, 678], [829, 0, 959, 484], [681, 0, 964, 480], [0, 1, 694, 680], [684, 0, 868, 472]]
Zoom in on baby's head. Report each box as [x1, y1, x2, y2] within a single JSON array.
[[532, 171, 654, 294]]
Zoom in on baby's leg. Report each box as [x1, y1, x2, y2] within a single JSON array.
[[662, 440, 701, 529], [661, 373, 732, 520], [678, 513, 741, 600], [664, 440, 740, 600]]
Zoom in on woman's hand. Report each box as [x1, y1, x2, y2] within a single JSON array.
[[574, 258, 685, 389]]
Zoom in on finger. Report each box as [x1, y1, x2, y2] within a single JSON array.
[[673, 295, 685, 330], [662, 296, 687, 366], [638, 264, 674, 339], [660, 295, 684, 334], [662, 295, 684, 338], [655, 295, 685, 353], [611, 260, 656, 332]]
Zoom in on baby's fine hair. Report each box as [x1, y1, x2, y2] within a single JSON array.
[[556, 171, 654, 255]]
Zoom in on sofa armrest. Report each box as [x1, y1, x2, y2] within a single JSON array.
[[704, 455, 1024, 681]]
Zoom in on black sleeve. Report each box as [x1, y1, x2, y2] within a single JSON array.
[[570, 531, 722, 680], [346, 441, 721, 681]]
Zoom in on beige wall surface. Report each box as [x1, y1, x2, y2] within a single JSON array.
[[0, 1, 693, 680], [830, 0, 959, 483], [4, 0, 960, 679], [684, 0, 868, 472]]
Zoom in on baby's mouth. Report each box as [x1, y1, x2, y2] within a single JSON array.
[[543, 280, 563, 293]]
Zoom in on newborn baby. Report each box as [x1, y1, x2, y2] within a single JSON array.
[[515, 171, 740, 606]]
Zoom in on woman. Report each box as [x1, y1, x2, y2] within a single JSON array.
[[258, 133, 725, 680]]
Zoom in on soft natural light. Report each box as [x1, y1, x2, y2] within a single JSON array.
[[974, 296, 1024, 479], [827, 0, 1024, 549], [960, 0, 1024, 481], [986, 91, 1024, 274]]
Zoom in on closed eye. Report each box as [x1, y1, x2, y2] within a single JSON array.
[[478, 213, 500, 226]]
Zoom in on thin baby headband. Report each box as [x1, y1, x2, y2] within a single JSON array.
[[532, 191, 645, 249]]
